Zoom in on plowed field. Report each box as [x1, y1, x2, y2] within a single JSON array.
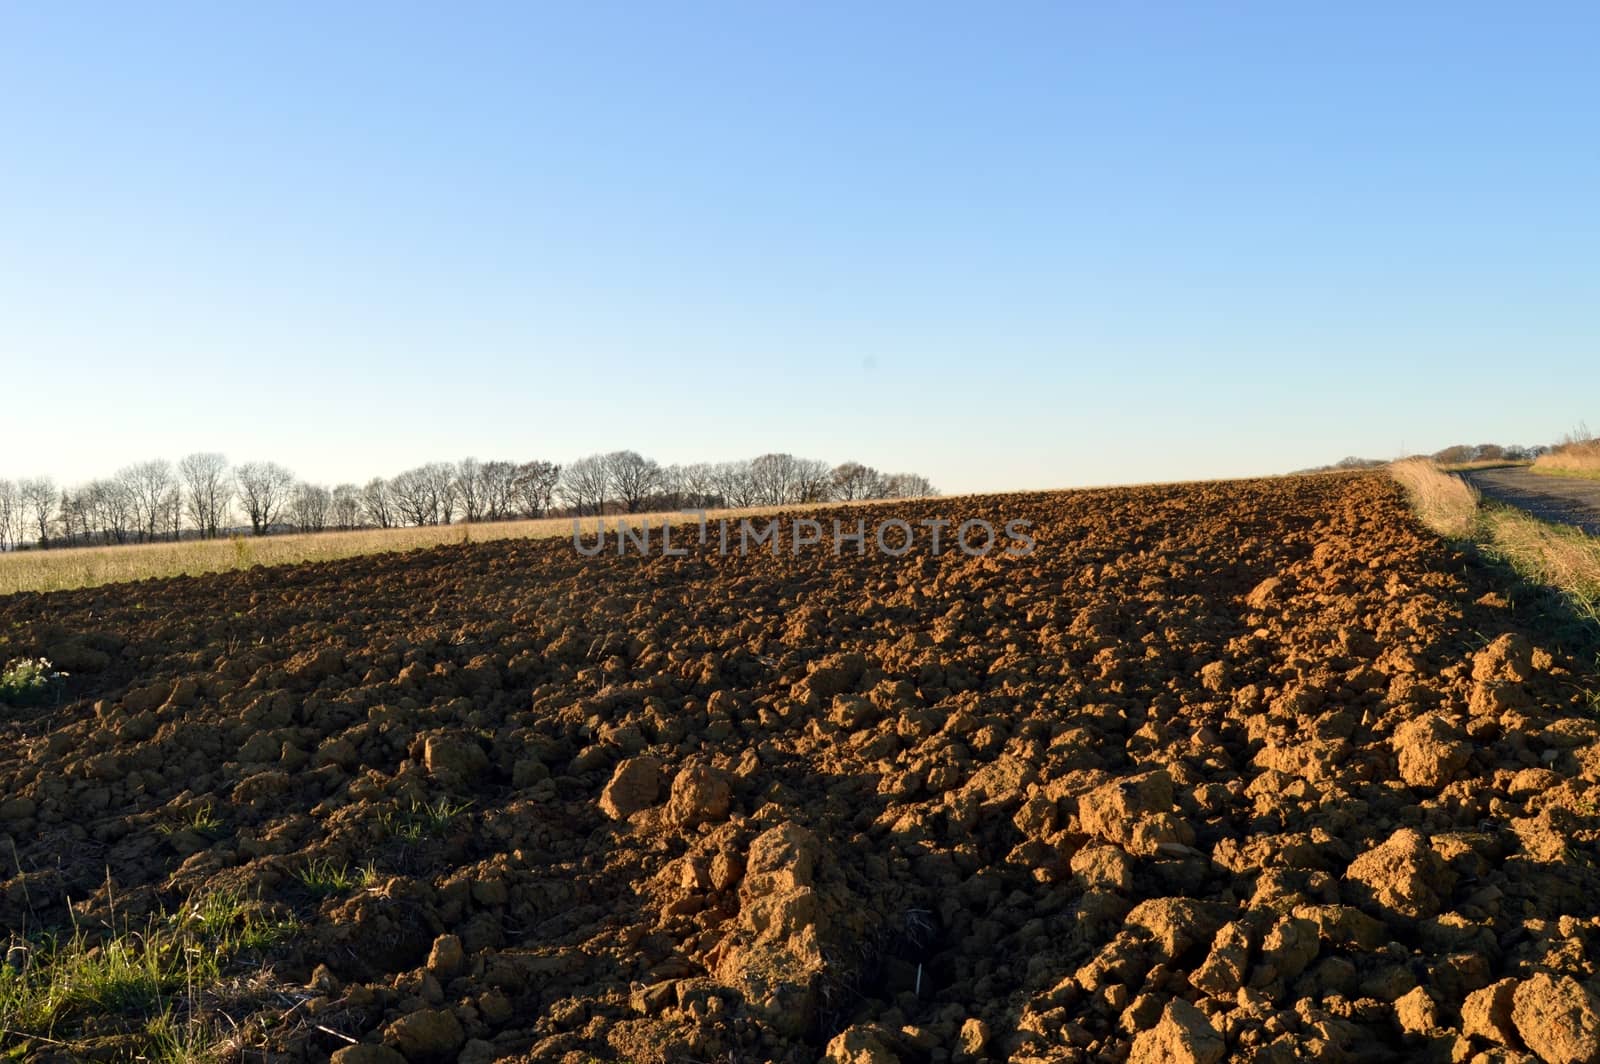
[[4, 472, 1600, 1063]]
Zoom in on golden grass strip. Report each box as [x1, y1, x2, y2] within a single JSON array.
[[1388, 458, 1480, 539], [1532, 443, 1600, 480], [0, 515, 582, 596], [0, 500, 892, 597]]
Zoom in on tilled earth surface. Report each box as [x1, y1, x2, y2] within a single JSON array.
[[4, 473, 1600, 1063]]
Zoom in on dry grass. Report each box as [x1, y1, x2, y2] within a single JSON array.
[[1, 512, 588, 592], [0, 500, 893, 597], [1390, 458, 1600, 621], [1533, 440, 1600, 480], [1480, 507, 1600, 619], [1435, 458, 1533, 472], [1388, 458, 1480, 538], [0, 514, 592, 596]]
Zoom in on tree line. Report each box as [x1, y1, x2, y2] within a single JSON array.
[[1300, 441, 1552, 474], [0, 452, 937, 551], [1424, 442, 1548, 464]]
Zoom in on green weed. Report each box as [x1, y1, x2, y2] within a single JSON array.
[[0, 658, 67, 708]]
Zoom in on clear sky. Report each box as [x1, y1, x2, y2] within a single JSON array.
[[2, 3, 1595, 494]]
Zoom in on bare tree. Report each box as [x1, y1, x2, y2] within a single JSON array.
[[118, 461, 177, 542], [559, 454, 610, 516], [1554, 421, 1595, 449], [511, 460, 561, 517], [389, 464, 458, 526], [361, 477, 394, 529], [603, 451, 663, 513], [882, 472, 938, 499], [454, 458, 485, 522], [0, 480, 18, 550], [164, 483, 183, 540], [178, 452, 231, 538], [331, 484, 362, 529], [84, 478, 135, 544], [660, 462, 718, 509], [18, 477, 57, 547], [749, 453, 801, 505], [289, 482, 331, 532], [112, 469, 140, 538], [423, 462, 458, 524], [388, 467, 432, 527], [235, 462, 294, 535], [477, 461, 517, 520], [659, 464, 686, 509], [792, 458, 834, 503], [678, 462, 716, 509], [832, 461, 883, 500], [59, 487, 87, 546], [711, 460, 757, 508], [56, 490, 80, 546]]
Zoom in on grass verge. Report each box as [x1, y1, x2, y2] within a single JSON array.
[[0, 514, 639, 597], [1533, 440, 1600, 480], [1436, 459, 1534, 473], [1478, 507, 1600, 623], [1530, 465, 1600, 482], [1389, 459, 1600, 621], [1390, 458, 1480, 539]]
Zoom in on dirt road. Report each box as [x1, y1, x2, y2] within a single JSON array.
[[1463, 466, 1600, 534]]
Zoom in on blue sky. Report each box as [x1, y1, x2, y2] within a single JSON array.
[[2, 2, 1595, 494]]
